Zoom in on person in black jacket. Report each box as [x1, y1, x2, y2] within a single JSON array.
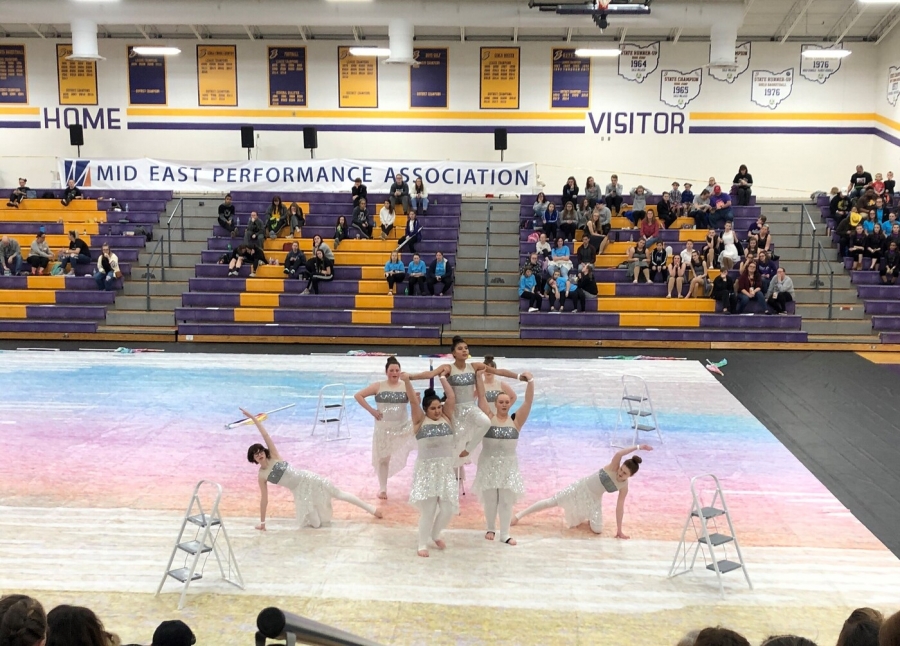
[[61, 179, 82, 207], [244, 211, 265, 248], [881, 241, 900, 284], [351, 198, 373, 239], [848, 224, 867, 271], [732, 165, 753, 206], [283, 241, 307, 279], [576, 263, 597, 297], [351, 177, 367, 208], [389, 173, 411, 213], [711, 266, 736, 313], [218, 194, 237, 237], [426, 251, 453, 295], [7, 177, 28, 208]]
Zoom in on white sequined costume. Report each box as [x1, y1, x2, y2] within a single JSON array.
[[371, 381, 415, 479], [409, 418, 459, 551], [472, 416, 525, 500], [484, 388, 502, 416], [447, 363, 491, 465], [516, 467, 626, 534]]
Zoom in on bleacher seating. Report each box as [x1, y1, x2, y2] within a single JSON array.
[[176, 192, 460, 340]]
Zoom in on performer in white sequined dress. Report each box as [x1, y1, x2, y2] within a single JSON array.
[[512, 445, 651, 538], [354, 356, 416, 500], [464, 368, 534, 545], [481, 355, 517, 416], [242, 407, 382, 530], [401, 371, 459, 557]]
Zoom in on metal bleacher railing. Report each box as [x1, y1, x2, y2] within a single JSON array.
[[797, 202, 835, 320], [166, 197, 185, 266], [255, 607, 384, 646], [143, 233, 166, 312], [483, 201, 493, 317]]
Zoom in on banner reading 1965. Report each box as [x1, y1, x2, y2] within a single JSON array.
[[127, 46, 167, 106], [0, 45, 27, 104], [480, 47, 520, 109], [551, 48, 590, 109]]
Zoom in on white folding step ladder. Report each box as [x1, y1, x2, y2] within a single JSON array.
[[310, 383, 351, 441], [156, 480, 244, 609], [668, 474, 752, 597], [610, 374, 663, 448]]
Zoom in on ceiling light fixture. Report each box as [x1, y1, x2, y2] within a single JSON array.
[[132, 46, 181, 56], [858, 0, 900, 4], [348, 47, 391, 57], [801, 49, 852, 59], [574, 48, 622, 57]]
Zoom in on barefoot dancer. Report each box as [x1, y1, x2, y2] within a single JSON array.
[[354, 356, 416, 500], [512, 445, 651, 538], [243, 407, 382, 530], [402, 371, 458, 557], [481, 355, 517, 416], [464, 368, 534, 546]]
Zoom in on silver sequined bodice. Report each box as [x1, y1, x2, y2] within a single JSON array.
[[374, 384, 410, 425], [447, 365, 476, 404], [263, 460, 304, 490], [481, 419, 519, 458], [485, 389, 501, 403], [587, 467, 623, 496], [415, 420, 455, 460]]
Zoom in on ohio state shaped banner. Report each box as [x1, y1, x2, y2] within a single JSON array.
[[888, 66, 900, 107], [709, 42, 751, 84], [618, 42, 659, 84], [660, 68, 702, 109], [800, 44, 843, 84], [751, 69, 793, 110]]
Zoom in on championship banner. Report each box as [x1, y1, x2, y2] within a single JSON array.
[[709, 42, 751, 84], [618, 42, 659, 84], [127, 46, 167, 106], [751, 69, 793, 110], [889, 66, 900, 108], [659, 69, 702, 109], [480, 47, 520, 109], [60, 158, 537, 195], [550, 48, 590, 109], [338, 46, 378, 108], [410, 48, 448, 109], [57, 44, 98, 106], [0, 45, 27, 104], [800, 44, 842, 84], [197, 45, 237, 107], [268, 46, 307, 107]]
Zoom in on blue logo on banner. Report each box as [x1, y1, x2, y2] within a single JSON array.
[[64, 159, 92, 187]]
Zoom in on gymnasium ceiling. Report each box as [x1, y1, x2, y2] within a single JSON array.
[[0, 0, 898, 45]]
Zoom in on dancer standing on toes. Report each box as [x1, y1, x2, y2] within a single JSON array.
[[243, 407, 382, 530], [481, 355, 517, 416], [464, 368, 534, 546], [402, 371, 458, 557], [354, 356, 416, 500], [512, 445, 652, 538]]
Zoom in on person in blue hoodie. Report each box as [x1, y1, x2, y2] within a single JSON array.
[[519, 266, 542, 312], [407, 253, 427, 296], [384, 250, 406, 295]]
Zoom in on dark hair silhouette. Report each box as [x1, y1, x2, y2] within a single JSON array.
[[483, 355, 496, 368], [623, 455, 643, 475], [0, 596, 46, 646], [450, 335, 466, 351], [385, 356, 401, 371], [247, 443, 270, 464], [46, 605, 112, 646]]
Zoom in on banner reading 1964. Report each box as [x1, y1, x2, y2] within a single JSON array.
[[127, 46, 167, 106], [338, 46, 378, 108], [268, 47, 307, 107], [57, 44, 97, 106], [0, 45, 27, 104], [551, 48, 590, 109], [197, 45, 237, 107], [410, 48, 448, 109], [480, 47, 520, 109]]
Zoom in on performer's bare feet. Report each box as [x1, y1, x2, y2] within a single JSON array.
[[433, 539, 446, 550], [503, 537, 517, 546], [417, 549, 429, 558], [510, 515, 519, 526], [485, 531, 495, 541], [373, 509, 383, 519], [377, 491, 388, 500]]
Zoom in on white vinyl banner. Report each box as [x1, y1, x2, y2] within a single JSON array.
[[709, 42, 751, 84], [659, 69, 702, 109], [888, 66, 900, 107], [800, 44, 843, 84], [750, 69, 793, 110], [59, 158, 538, 194], [618, 42, 659, 84]]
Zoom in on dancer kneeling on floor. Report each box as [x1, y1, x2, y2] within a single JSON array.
[[461, 367, 534, 546], [244, 407, 382, 530], [401, 370, 458, 557], [512, 444, 651, 538]]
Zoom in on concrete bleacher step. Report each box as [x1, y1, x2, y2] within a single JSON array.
[[452, 300, 520, 317], [793, 287, 859, 305], [97, 324, 177, 336], [455, 270, 518, 288], [795, 303, 867, 320], [800, 319, 873, 336], [448, 315, 519, 332], [807, 334, 882, 344], [122, 280, 189, 298], [113, 295, 181, 312], [453, 285, 518, 300], [460, 219, 518, 235], [105, 310, 176, 327]]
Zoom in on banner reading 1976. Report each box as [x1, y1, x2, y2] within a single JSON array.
[[197, 45, 237, 107], [127, 46, 167, 105], [57, 44, 98, 106], [551, 48, 590, 109], [480, 47, 520, 109], [410, 48, 448, 109], [338, 46, 378, 108], [0, 45, 27, 104], [268, 47, 307, 107]]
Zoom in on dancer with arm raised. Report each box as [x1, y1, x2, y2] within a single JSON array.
[[512, 445, 651, 538], [480, 355, 517, 416], [244, 407, 382, 530]]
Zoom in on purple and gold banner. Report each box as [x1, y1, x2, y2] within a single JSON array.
[[197, 45, 237, 107], [57, 44, 97, 106], [127, 46, 167, 106], [480, 47, 520, 110], [551, 48, 590, 109], [268, 46, 307, 107], [410, 48, 448, 109], [338, 46, 378, 108], [0, 45, 27, 104]]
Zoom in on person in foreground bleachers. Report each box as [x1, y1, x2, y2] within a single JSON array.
[[657, 191, 676, 229], [559, 201, 578, 242], [351, 177, 367, 208], [544, 268, 565, 313], [719, 221, 741, 271], [668, 181, 682, 210], [739, 238, 759, 273], [709, 185, 734, 229], [692, 626, 750, 646], [649, 240, 668, 283], [46, 604, 119, 646], [519, 265, 541, 312], [562, 176, 579, 208], [577, 263, 597, 299], [732, 164, 753, 206], [384, 250, 406, 295], [378, 200, 396, 241], [848, 223, 868, 271], [535, 232, 551, 259], [226, 244, 265, 277], [244, 211, 265, 248], [584, 176, 600, 207], [705, 176, 717, 195], [0, 594, 46, 646], [747, 214, 767, 242], [866, 223, 885, 270], [60, 179, 82, 207], [522, 251, 546, 294], [410, 177, 428, 216], [766, 266, 794, 315], [885, 171, 896, 199], [542, 201, 559, 240], [881, 241, 900, 285], [0, 236, 23, 276], [848, 164, 873, 200], [389, 173, 411, 214], [627, 239, 650, 284], [564, 271, 587, 313], [757, 250, 777, 293], [26, 231, 53, 275], [283, 241, 307, 279], [686, 250, 709, 299], [680, 240, 695, 265], [604, 174, 624, 214], [151, 619, 196, 646], [830, 189, 851, 223], [265, 196, 288, 239], [217, 193, 237, 237], [93, 243, 121, 291], [735, 260, 765, 314], [426, 251, 453, 295], [57, 231, 91, 276], [639, 210, 661, 256], [690, 188, 713, 229], [886, 222, 900, 250], [287, 202, 305, 238], [863, 210, 878, 235], [710, 265, 735, 312], [303, 248, 334, 294], [547, 237, 573, 277], [6, 178, 28, 208], [701, 229, 722, 270], [333, 215, 349, 250], [575, 237, 596, 270], [307, 235, 334, 275], [406, 253, 427, 296], [584, 209, 610, 256], [667, 254, 687, 298], [352, 199, 373, 239], [836, 608, 883, 646], [678, 182, 694, 220], [399, 211, 422, 254], [576, 197, 592, 232], [626, 186, 651, 225], [530, 192, 548, 230]]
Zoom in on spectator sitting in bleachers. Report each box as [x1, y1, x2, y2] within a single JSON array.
[[886, 171, 896, 199], [720, 221, 741, 271], [836, 607, 882, 646], [701, 229, 722, 270], [389, 173, 411, 214], [542, 202, 559, 240], [627, 239, 650, 284], [536, 232, 551, 259], [384, 250, 406, 295], [848, 224, 867, 271], [151, 619, 196, 646], [283, 241, 307, 279], [884, 211, 898, 235], [46, 604, 120, 646], [288, 202, 305, 238], [694, 626, 750, 646], [686, 249, 709, 298], [836, 211, 861, 259], [6, 177, 28, 208], [1, 235, 23, 276], [584, 176, 600, 207], [667, 254, 687, 299], [530, 192, 548, 230], [244, 211, 265, 248], [379, 200, 396, 241], [857, 189, 877, 213], [757, 250, 777, 293], [93, 243, 121, 292], [711, 265, 736, 312], [709, 185, 734, 229], [522, 251, 546, 294], [577, 263, 597, 298], [874, 197, 888, 224], [303, 248, 334, 295], [57, 231, 91, 276], [668, 182, 682, 210], [736, 260, 765, 314], [604, 174, 624, 214], [739, 238, 759, 272], [830, 190, 850, 223], [657, 191, 676, 229], [649, 240, 668, 282], [519, 265, 541, 312], [265, 196, 288, 239], [866, 223, 885, 270], [0, 594, 46, 646], [307, 235, 334, 275], [351, 177, 367, 208], [747, 214, 767, 242], [733, 164, 753, 206], [407, 253, 427, 296], [594, 202, 612, 235], [559, 201, 578, 242], [626, 186, 651, 225], [547, 237, 573, 277], [584, 209, 610, 255], [576, 197, 592, 232], [639, 210, 661, 256], [848, 164, 873, 199], [333, 215, 349, 249], [426, 251, 453, 295], [411, 177, 428, 215], [227, 244, 265, 277], [680, 240, 695, 265], [575, 237, 596, 270], [26, 231, 53, 275], [352, 199, 373, 239], [564, 270, 587, 313], [399, 211, 422, 253], [885, 222, 900, 250], [705, 176, 717, 195], [766, 266, 794, 315], [679, 182, 694, 219], [61, 179, 83, 207], [562, 176, 579, 208], [691, 189, 713, 229], [218, 194, 237, 238]]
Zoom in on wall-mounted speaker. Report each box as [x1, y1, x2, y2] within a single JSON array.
[[69, 124, 84, 147], [494, 128, 507, 151], [241, 125, 255, 149], [303, 126, 318, 150]]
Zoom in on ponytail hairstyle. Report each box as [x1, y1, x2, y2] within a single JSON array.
[[385, 356, 401, 371], [483, 355, 496, 369], [0, 596, 47, 646], [421, 388, 445, 412], [623, 454, 642, 476]]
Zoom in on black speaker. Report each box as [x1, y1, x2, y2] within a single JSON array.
[[69, 124, 84, 147], [241, 126, 254, 149], [303, 126, 318, 150], [494, 128, 507, 151]]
